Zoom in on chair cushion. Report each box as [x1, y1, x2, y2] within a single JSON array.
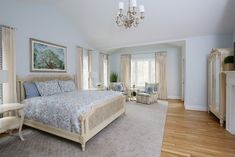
[[137, 93, 150, 97], [58, 80, 76, 92], [23, 82, 40, 99], [35, 80, 61, 96], [136, 92, 158, 104]]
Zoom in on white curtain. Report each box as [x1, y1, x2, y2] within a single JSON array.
[[76, 47, 83, 90], [99, 53, 104, 85], [88, 50, 93, 88], [107, 55, 110, 86], [2, 27, 17, 104], [99, 53, 109, 87], [155, 52, 167, 99], [120, 54, 131, 89]]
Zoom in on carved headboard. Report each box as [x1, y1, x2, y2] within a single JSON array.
[[16, 74, 75, 102]]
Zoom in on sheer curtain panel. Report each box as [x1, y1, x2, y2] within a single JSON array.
[[0, 28, 2, 104], [120, 54, 131, 89], [99, 53, 104, 85], [99, 53, 109, 87], [76, 47, 83, 89], [2, 26, 17, 104], [88, 50, 93, 88], [155, 52, 168, 99]]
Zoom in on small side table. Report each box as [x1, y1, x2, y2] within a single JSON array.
[[130, 88, 137, 101], [0, 103, 25, 141]]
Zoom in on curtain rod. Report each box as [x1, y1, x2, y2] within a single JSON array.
[[0, 25, 16, 30], [131, 52, 155, 55], [100, 52, 109, 55], [120, 51, 165, 55], [77, 46, 94, 51]]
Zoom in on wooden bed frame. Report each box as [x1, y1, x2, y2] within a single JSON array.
[[16, 74, 126, 151]]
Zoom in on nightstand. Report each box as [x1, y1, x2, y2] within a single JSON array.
[[0, 103, 25, 141]]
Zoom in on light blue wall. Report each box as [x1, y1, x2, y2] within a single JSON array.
[[184, 33, 233, 111], [233, 32, 235, 42], [109, 44, 182, 99], [0, 0, 97, 77]]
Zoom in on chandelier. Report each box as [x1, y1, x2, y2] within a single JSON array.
[[116, 0, 145, 29]]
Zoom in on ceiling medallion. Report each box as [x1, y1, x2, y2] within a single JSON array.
[[116, 0, 145, 29]]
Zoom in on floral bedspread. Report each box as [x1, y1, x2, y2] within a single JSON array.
[[23, 90, 122, 133]]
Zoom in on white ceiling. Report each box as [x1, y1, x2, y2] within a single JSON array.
[[32, 0, 235, 50]]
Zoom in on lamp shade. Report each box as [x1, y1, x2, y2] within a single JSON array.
[[0, 70, 8, 83]]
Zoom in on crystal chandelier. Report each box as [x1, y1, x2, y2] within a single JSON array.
[[116, 0, 145, 29]]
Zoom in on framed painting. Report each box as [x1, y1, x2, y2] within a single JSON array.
[[30, 38, 67, 72]]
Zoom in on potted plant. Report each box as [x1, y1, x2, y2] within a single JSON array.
[[224, 56, 234, 71], [110, 72, 118, 82]]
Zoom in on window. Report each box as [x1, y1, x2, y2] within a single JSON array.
[[131, 53, 155, 88], [83, 51, 89, 89]]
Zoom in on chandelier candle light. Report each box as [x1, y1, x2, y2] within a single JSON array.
[[116, 0, 145, 29]]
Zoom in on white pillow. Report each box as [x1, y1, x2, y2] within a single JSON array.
[[35, 80, 61, 96], [58, 80, 76, 92]]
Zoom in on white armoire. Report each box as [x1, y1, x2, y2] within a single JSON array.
[[208, 48, 233, 126]]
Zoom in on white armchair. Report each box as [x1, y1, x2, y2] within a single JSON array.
[[136, 83, 159, 105]]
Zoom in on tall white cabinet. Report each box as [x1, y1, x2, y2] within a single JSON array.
[[208, 48, 233, 126]]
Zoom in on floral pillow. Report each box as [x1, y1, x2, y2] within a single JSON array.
[[58, 80, 76, 92], [145, 86, 154, 94], [115, 83, 124, 92], [35, 80, 61, 96]]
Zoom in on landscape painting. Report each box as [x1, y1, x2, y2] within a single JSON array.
[[30, 38, 67, 72]]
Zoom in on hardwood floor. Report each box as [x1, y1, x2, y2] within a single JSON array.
[[161, 100, 235, 157]]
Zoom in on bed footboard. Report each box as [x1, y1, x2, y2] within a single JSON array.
[[80, 95, 125, 151]]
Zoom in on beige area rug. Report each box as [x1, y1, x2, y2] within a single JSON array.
[[0, 101, 168, 157]]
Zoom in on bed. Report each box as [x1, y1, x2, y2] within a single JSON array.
[[16, 74, 126, 151]]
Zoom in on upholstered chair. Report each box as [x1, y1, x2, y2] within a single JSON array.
[[136, 83, 158, 105]]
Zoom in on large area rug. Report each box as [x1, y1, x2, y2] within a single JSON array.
[[0, 101, 168, 157]]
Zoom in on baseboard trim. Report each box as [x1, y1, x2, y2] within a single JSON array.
[[168, 96, 181, 99], [184, 105, 207, 111]]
